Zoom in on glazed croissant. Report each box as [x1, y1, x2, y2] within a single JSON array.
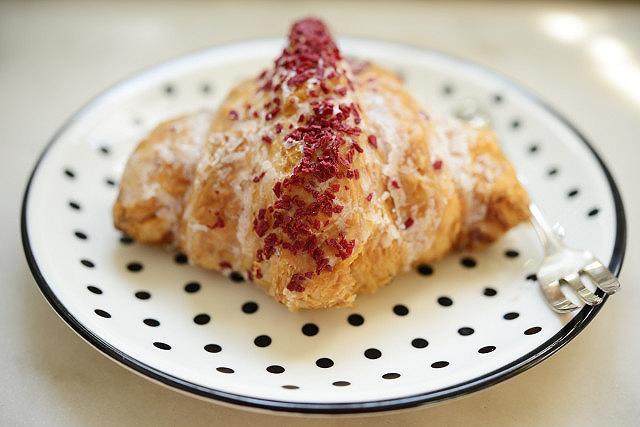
[[114, 18, 529, 310]]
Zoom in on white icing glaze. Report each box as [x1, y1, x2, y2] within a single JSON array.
[[427, 111, 479, 224], [119, 110, 213, 241]]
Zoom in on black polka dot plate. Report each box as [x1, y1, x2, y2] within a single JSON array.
[[21, 38, 626, 415]]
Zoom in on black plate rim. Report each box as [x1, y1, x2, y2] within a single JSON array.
[[20, 37, 627, 415]]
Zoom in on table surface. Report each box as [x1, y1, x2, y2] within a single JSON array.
[[2, 1, 639, 425]]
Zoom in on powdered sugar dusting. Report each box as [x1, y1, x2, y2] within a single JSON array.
[[118, 110, 213, 230], [427, 112, 480, 224]]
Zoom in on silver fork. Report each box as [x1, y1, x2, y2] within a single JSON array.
[[454, 98, 621, 313], [528, 203, 620, 312]]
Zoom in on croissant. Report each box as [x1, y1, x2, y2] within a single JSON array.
[[114, 18, 529, 310]]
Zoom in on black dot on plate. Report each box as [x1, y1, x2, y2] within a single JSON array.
[[504, 249, 519, 258], [460, 257, 477, 268], [458, 327, 475, 336], [483, 287, 497, 297], [99, 146, 110, 155], [193, 314, 211, 325], [282, 385, 299, 390], [587, 208, 600, 217], [316, 358, 334, 368], [302, 323, 319, 336], [333, 381, 350, 386], [87, 285, 102, 294], [524, 326, 542, 335], [441, 84, 454, 96], [68, 200, 81, 210], [503, 312, 520, 320], [204, 344, 222, 353], [164, 84, 175, 95], [437, 296, 453, 307], [229, 271, 245, 283], [254, 335, 272, 347], [133, 117, 143, 126], [393, 304, 409, 316], [80, 259, 95, 268], [526, 273, 538, 281], [174, 253, 188, 264], [412, 338, 429, 348], [94, 309, 111, 318], [242, 301, 259, 314], [417, 264, 433, 276], [184, 281, 201, 293], [74, 231, 88, 240], [201, 83, 212, 94], [216, 367, 234, 374], [431, 361, 450, 368], [266, 365, 285, 374], [135, 291, 150, 300], [143, 318, 160, 327], [528, 144, 539, 154], [492, 94, 503, 104], [105, 178, 116, 186], [347, 313, 364, 326], [382, 373, 400, 379], [567, 188, 579, 198], [364, 348, 382, 359], [153, 342, 171, 350], [510, 119, 521, 129], [478, 345, 496, 354], [120, 235, 134, 244], [547, 167, 559, 177], [127, 262, 143, 272], [64, 168, 75, 178]]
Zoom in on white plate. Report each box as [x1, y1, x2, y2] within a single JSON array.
[[21, 38, 626, 415]]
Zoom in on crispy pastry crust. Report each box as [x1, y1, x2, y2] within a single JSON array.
[[114, 19, 529, 310]]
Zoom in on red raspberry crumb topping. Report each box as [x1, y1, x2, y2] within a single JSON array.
[[367, 134, 378, 148], [206, 211, 225, 229], [404, 217, 414, 229], [251, 18, 362, 292], [253, 172, 266, 183]]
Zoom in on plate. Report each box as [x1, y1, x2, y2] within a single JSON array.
[[21, 38, 626, 415]]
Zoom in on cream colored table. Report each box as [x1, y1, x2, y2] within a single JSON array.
[[2, 1, 638, 425]]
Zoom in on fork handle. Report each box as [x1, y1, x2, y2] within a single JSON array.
[[528, 203, 564, 254]]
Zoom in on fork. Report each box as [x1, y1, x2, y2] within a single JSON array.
[[528, 203, 620, 312], [454, 98, 621, 313]]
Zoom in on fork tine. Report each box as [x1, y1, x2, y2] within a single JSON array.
[[562, 272, 603, 306], [541, 279, 581, 313], [582, 261, 620, 295]]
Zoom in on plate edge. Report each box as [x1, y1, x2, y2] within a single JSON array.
[[19, 37, 627, 415]]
